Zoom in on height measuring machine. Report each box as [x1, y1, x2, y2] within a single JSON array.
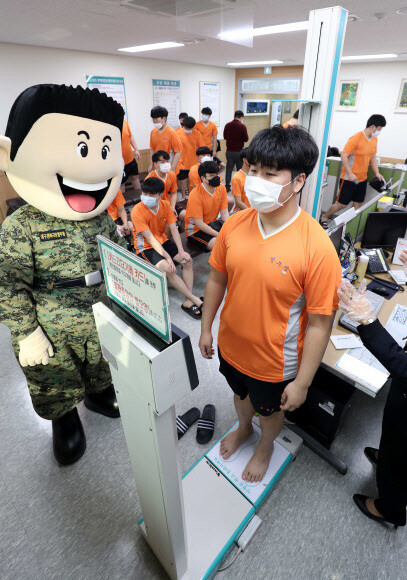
[[93, 236, 301, 579]]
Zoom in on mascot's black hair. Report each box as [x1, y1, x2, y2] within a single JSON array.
[[5, 84, 124, 161]]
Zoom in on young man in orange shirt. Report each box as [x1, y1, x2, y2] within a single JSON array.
[[185, 160, 229, 251], [147, 150, 186, 223], [107, 189, 133, 250], [149, 106, 182, 174], [199, 126, 342, 483], [121, 119, 141, 195], [189, 146, 225, 190], [231, 148, 250, 212], [195, 107, 218, 154], [132, 177, 203, 319], [177, 112, 188, 131], [177, 116, 205, 201], [321, 114, 386, 226]]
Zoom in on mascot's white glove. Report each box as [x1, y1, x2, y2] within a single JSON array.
[[18, 326, 54, 367]]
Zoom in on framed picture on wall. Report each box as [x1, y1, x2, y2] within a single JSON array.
[[395, 79, 407, 113], [336, 80, 362, 111]]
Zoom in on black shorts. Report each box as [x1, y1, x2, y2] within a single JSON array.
[[139, 239, 179, 266], [337, 179, 367, 205], [218, 348, 293, 416], [177, 169, 190, 181], [174, 204, 185, 217], [121, 158, 139, 183], [187, 220, 223, 251]]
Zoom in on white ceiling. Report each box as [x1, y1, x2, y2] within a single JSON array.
[[1, 0, 407, 67]]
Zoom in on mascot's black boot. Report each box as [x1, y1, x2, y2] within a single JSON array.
[[52, 408, 86, 465], [84, 384, 120, 418]]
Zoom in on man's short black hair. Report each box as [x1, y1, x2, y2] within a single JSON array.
[[196, 146, 212, 156], [5, 84, 124, 162], [240, 147, 248, 162], [293, 109, 299, 120], [235, 110, 244, 118], [246, 125, 319, 178], [201, 107, 212, 116], [150, 106, 168, 120], [198, 160, 219, 179], [179, 112, 188, 120], [182, 116, 196, 129], [151, 150, 170, 163], [142, 176, 165, 194], [366, 114, 387, 128]]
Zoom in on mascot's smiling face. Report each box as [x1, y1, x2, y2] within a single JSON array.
[[0, 84, 124, 221]]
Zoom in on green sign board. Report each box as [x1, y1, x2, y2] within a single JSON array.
[[97, 236, 171, 343]]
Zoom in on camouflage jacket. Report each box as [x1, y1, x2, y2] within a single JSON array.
[[0, 204, 126, 344]]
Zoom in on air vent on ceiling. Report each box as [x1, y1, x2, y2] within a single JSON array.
[[121, 0, 237, 17]]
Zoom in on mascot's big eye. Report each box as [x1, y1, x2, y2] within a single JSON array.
[[101, 145, 110, 160], [77, 142, 88, 158]]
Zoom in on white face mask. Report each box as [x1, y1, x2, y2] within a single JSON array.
[[183, 128, 192, 134], [159, 162, 171, 173], [153, 122, 163, 130], [200, 156, 213, 163], [373, 129, 381, 138], [202, 114, 210, 122], [141, 195, 159, 208], [245, 175, 294, 213]]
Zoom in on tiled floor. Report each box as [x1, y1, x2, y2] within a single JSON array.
[[1, 247, 406, 580]]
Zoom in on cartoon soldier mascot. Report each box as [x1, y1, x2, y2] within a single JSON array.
[[0, 84, 127, 465]]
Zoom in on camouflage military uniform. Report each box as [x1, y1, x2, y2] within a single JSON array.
[[0, 204, 127, 420]]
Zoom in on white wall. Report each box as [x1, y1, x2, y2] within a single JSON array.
[[0, 42, 235, 150], [331, 61, 407, 159]]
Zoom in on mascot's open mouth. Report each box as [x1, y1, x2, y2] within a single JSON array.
[[57, 174, 112, 213]]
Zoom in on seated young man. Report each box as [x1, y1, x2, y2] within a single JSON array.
[[189, 147, 218, 191], [231, 147, 250, 212], [146, 150, 185, 222], [107, 189, 132, 235], [131, 177, 203, 319], [177, 116, 205, 201], [185, 160, 229, 252], [199, 126, 342, 483]]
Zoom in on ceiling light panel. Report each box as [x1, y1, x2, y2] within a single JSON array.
[[118, 41, 184, 52]]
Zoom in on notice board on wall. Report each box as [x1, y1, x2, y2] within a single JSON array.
[[86, 76, 128, 120], [199, 81, 220, 127], [152, 79, 181, 128]]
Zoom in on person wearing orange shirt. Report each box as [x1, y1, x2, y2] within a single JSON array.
[[177, 116, 205, 201], [189, 147, 221, 190], [177, 112, 188, 131], [199, 126, 342, 483], [107, 189, 132, 236], [147, 150, 186, 223], [121, 119, 141, 195], [185, 160, 229, 251], [282, 109, 299, 129], [131, 177, 203, 319], [149, 106, 182, 174], [321, 114, 387, 227], [195, 107, 218, 153], [231, 148, 250, 212]]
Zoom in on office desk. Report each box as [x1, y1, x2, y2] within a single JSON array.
[[287, 257, 407, 474]]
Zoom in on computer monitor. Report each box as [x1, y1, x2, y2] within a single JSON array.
[[329, 225, 343, 255], [361, 211, 407, 249]]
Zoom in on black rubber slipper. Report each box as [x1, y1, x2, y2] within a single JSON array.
[[176, 407, 200, 440], [196, 404, 216, 445], [181, 304, 202, 319], [320, 220, 329, 229]]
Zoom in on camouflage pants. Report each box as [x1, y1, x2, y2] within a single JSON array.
[[22, 326, 112, 420]]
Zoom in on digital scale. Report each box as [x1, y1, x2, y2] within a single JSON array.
[[93, 236, 302, 579]]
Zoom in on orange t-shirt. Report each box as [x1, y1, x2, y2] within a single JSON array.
[[189, 162, 223, 190], [185, 183, 228, 236], [195, 120, 218, 149], [121, 120, 134, 165], [131, 199, 177, 253], [107, 190, 126, 221], [178, 129, 205, 170], [231, 169, 248, 211], [209, 207, 342, 382], [146, 170, 177, 203], [150, 125, 182, 155], [340, 131, 377, 182]]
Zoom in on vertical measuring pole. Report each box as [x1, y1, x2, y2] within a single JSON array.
[[300, 6, 348, 219]]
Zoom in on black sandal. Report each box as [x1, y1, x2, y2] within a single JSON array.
[[176, 407, 200, 439], [181, 304, 202, 319], [196, 404, 216, 445]]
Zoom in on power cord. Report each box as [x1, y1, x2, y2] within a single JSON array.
[[217, 547, 242, 572]]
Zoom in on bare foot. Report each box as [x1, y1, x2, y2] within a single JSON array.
[[242, 440, 274, 483], [366, 498, 383, 518], [220, 425, 253, 460]]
